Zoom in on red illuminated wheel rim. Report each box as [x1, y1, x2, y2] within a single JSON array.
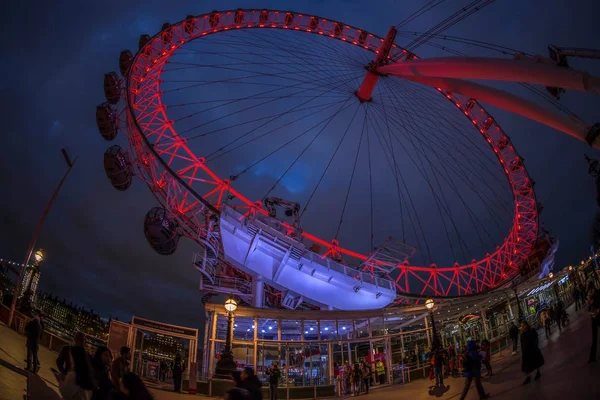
[[122, 9, 538, 297]]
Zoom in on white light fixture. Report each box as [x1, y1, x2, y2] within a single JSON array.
[[224, 298, 238, 313], [425, 297, 434, 310]]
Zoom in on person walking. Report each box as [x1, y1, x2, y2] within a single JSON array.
[[459, 340, 489, 400], [351, 363, 361, 397], [540, 309, 551, 338], [588, 286, 600, 363], [375, 359, 385, 384], [172, 353, 184, 392], [509, 323, 519, 355], [24, 313, 43, 373], [520, 320, 544, 384], [480, 340, 493, 377], [265, 361, 281, 400]]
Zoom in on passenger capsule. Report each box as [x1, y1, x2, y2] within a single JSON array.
[[284, 12, 294, 26], [144, 207, 181, 255], [234, 9, 244, 25], [103, 72, 121, 105], [309, 16, 319, 31], [184, 15, 195, 35], [119, 50, 133, 76], [259, 9, 269, 24], [103, 145, 132, 191], [161, 22, 172, 44], [139, 34, 150, 50], [209, 10, 220, 29], [333, 22, 344, 37], [358, 30, 367, 45], [96, 102, 117, 140]]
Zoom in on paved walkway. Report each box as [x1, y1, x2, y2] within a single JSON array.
[[1, 304, 599, 399]]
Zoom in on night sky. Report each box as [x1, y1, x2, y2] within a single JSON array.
[[1, 0, 599, 332]]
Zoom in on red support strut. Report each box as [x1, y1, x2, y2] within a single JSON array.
[[356, 26, 397, 102]]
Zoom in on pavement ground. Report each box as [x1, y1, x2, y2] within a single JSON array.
[[1, 303, 599, 399]]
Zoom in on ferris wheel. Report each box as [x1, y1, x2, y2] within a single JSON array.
[[95, 8, 600, 306]]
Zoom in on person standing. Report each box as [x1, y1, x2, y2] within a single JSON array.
[[24, 313, 43, 373], [91, 346, 113, 400], [110, 346, 130, 394], [432, 348, 445, 388], [55, 332, 96, 400], [509, 323, 519, 355], [172, 353, 184, 392], [459, 340, 489, 400], [375, 359, 385, 384], [520, 320, 544, 384], [587, 286, 600, 363], [265, 361, 281, 400], [573, 286, 581, 311], [361, 362, 371, 394]]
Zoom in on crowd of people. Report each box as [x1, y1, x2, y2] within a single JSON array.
[[51, 334, 155, 400], [19, 273, 600, 400]]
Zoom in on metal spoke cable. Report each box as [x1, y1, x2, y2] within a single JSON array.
[[395, 0, 447, 29], [381, 77, 512, 209], [205, 75, 362, 160], [300, 103, 362, 218], [335, 105, 369, 239], [177, 70, 362, 136], [231, 94, 355, 181], [371, 88, 510, 233], [207, 98, 352, 162], [363, 107, 431, 263], [405, 0, 495, 53]]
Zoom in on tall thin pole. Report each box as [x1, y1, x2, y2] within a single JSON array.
[[8, 151, 77, 327]]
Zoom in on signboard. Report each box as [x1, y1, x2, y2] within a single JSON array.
[[188, 362, 197, 394], [147, 361, 159, 380], [107, 320, 131, 359], [131, 316, 197, 338]]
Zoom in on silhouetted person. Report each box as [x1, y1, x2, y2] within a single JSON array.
[[110, 346, 130, 394], [92, 346, 113, 400], [227, 371, 251, 400], [520, 320, 544, 384], [120, 372, 155, 400], [459, 340, 489, 400], [172, 353, 184, 392], [55, 332, 96, 399], [265, 361, 281, 400], [241, 367, 263, 400], [588, 286, 600, 362], [509, 323, 519, 355], [25, 314, 42, 373]]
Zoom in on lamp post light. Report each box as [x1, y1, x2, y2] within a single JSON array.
[[215, 297, 238, 377], [33, 250, 44, 264], [8, 149, 76, 327], [511, 279, 524, 322], [425, 297, 441, 350]]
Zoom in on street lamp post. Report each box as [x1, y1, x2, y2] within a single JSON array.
[[215, 297, 238, 377], [511, 280, 524, 322], [8, 149, 76, 327], [425, 297, 441, 350]]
